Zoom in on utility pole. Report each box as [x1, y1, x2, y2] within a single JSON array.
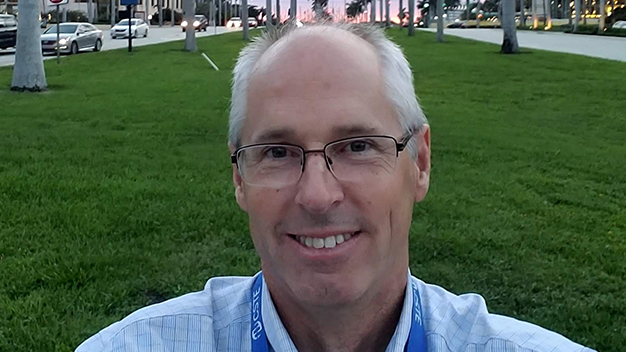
[[276, 0, 280, 23]]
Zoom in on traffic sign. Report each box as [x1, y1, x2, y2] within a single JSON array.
[[47, 0, 68, 5]]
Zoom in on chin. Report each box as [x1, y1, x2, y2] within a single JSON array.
[[288, 272, 368, 307]]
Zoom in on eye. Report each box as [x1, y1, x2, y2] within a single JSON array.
[[349, 140, 368, 152], [268, 147, 287, 158]]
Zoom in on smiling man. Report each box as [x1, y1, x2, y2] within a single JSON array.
[[76, 23, 595, 352]]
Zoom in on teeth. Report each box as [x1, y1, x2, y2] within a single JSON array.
[[324, 236, 336, 248], [296, 233, 354, 249], [313, 238, 324, 249]]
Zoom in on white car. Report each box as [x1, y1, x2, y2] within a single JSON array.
[[226, 17, 242, 28], [613, 21, 626, 29], [111, 19, 149, 39]]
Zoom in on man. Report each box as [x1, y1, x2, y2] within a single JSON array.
[[76, 23, 594, 352]]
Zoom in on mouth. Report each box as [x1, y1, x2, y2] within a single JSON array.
[[289, 231, 361, 250]]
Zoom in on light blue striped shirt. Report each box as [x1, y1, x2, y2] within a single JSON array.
[[76, 272, 595, 352]]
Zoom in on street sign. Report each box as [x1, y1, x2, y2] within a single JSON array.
[[120, 0, 139, 5], [47, 0, 68, 5]]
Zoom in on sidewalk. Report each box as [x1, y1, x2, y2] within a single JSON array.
[[421, 28, 626, 62]]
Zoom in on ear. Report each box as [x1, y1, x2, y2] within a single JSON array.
[[229, 143, 248, 212], [413, 124, 431, 203]]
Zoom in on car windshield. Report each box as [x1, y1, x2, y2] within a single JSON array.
[[44, 24, 77, 34], [195, 16, 205, 20], [118, 19, 139, 26]]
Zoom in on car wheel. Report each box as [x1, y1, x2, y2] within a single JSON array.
[[134, 30, 137, 38], [112, 35, 116, 39], [70, 42, 79, 55], [144, 29, 148, 37], [93, 38, 102, 52]]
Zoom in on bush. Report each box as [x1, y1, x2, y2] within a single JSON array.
[[45, 9, 88, 23], [150, 9, 183, 25]]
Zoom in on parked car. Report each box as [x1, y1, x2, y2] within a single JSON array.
[[0, 14, 18, 50], [226, 17, 242, 28], [111, 18, 149, 39], [613, 21, 626, 29], [41, 22, 103, 55], [182, 15, 208, 32], [248, 18, 258, 28], [447, 21, 466, 28]]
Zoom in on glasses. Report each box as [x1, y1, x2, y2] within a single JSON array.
[[231, 134, 413, 187]]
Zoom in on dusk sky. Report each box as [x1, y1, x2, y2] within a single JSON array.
[[245, 0, 430, 21]]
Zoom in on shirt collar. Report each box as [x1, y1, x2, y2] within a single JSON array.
[[260, 271, 414, 352]]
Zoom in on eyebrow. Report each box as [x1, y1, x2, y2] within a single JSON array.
[[252, 127, 298, 144], [251, 124, 382, 144]]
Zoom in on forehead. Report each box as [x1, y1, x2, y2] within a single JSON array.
[[242, 27, 401, 145]]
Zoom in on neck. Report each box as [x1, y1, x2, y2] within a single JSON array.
[[264, 272, 407, 352]]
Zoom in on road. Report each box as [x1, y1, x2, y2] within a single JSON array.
[[0, 25, 240, 68], [421, 28, 626, 63]]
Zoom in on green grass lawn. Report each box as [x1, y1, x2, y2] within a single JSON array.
[[1, 30, 624, 352]]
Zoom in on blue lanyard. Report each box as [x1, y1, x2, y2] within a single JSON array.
[[250, 273, 427, 352]]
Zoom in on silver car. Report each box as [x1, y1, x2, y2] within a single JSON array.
[[111, 19, 149, 39], [41, 23, 103, 55]]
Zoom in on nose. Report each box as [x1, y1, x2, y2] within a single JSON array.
[[295, 153, 344, 214]]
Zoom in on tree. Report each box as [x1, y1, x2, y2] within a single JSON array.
[[312, 0, 329, 20], [436, 0, 443, 42], [183, 0, 196, 51], [11, 0, 46, 92], [573, 0, 580, 31], [501, 0, 519, 53]]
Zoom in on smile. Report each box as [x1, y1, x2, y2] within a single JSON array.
[[290, 232, 360, 249]]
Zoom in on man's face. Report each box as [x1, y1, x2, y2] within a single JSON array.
[[232, 29, 430, 307]]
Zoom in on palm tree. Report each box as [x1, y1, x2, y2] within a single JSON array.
[[11, 0, 46, 91], [242, 0, 249, 40], [183, 0, 196, 51], [312, 0, 329, 20], [408, 0, 415, 35], [573, 0, 580, 31], [598, 0, 606, 32], [501, 0, 519, 53], [436, 0, 443, 42]]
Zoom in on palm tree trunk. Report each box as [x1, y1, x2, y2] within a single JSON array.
[[501, 0, 519, 53], [598, 0, 605, 32], [545, 0, 551, 27], [242, 0, 249, 39], [183, 0, 196, 51], [532, 0, 537, 28], [476, 0, 482, 27], [573, 0, 580, 31], [370, 0, 376, 23], [11, 0, 46, 91], [399, 0, 403, 28], [266, 0, 272, 27], [519, 0, 525, 28], [408, 0, 415, 35], [275, 0, 280, 23], [385, 0, 390, 26], [87, 0, 93, 22], [436, 0, 443, 41]]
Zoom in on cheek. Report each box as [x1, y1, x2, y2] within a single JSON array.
[[245, 187, 293, 237]]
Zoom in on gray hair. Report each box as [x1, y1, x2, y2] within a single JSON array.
[[228, 22, 427, 158]]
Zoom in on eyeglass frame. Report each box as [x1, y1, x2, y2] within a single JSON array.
[[230, 133, 414, 184]]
